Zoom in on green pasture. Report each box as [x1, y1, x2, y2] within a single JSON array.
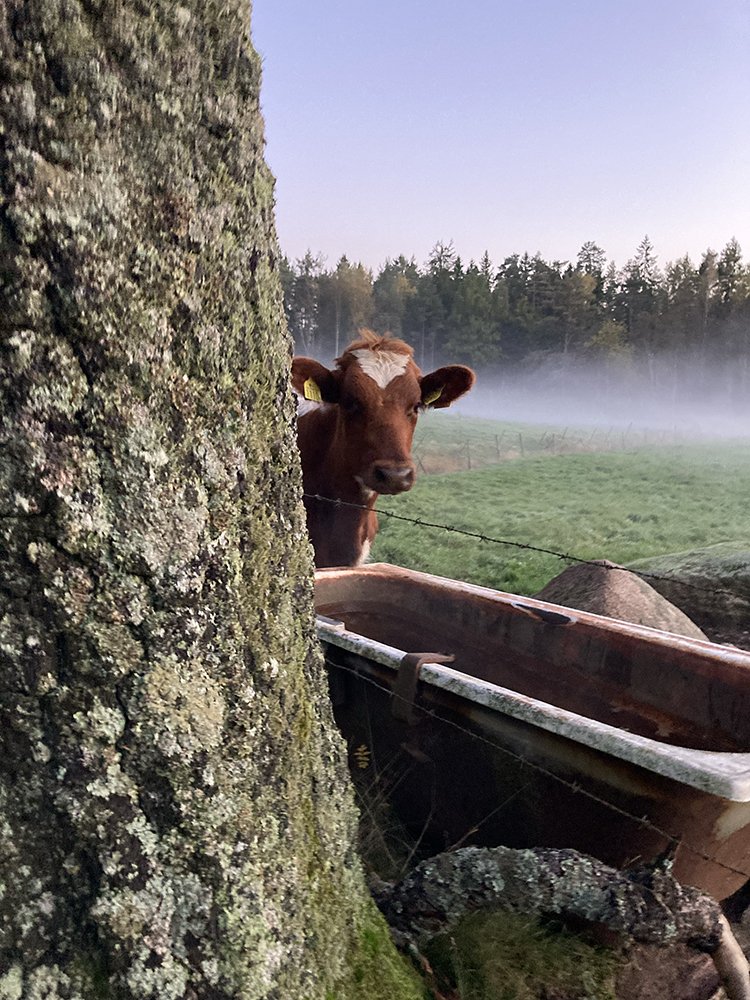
[[371, 415, 750, 595]]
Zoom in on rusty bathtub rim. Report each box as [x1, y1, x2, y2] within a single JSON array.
[[316, 616, 750, 803]]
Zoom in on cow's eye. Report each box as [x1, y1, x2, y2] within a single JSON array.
[[340, 397, 363, 417]]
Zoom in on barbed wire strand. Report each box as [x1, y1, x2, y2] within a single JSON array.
[[327, 653, 750, 884], [304, 492, 749, 608]]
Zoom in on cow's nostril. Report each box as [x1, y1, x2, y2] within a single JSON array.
[[370, 465, 414, 494]]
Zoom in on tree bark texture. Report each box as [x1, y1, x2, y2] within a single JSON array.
[[0, 2, 420, 998]]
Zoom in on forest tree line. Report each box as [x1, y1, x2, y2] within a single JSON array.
[[280, 237, 750, 378]]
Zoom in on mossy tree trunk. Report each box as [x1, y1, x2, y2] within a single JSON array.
[[0, 2, 420, 998]]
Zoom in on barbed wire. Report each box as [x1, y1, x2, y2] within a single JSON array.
[[326, 653, 750, 884], [303, 492, 750, 609]]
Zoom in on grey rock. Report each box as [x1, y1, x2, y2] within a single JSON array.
[[533, 559, 708, 640], [627, 543, 750, 632]]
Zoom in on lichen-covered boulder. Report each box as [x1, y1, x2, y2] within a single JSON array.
[[0, 2, 420, 998], [627, 543, 750, 636]]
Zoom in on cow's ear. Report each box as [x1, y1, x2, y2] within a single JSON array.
[[291, 357, 340, 404], [420, 365, 475, 408]]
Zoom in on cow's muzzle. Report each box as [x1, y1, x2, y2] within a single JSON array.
[[365, 463, 415, 495]]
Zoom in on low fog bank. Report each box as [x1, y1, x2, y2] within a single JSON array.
[[453, 356, 750, 438]]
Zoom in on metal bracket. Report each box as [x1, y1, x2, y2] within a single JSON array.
[[391, 651, 455, 725]]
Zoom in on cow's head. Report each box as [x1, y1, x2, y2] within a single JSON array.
[[292, 332, 475, 495]]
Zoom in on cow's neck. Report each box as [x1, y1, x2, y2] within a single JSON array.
[[302, 482, 376, 567], [302, 410, 376, 506], [297, 408, 378, 567]]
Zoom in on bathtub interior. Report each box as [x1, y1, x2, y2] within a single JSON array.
[[314, 564, 750, 754]]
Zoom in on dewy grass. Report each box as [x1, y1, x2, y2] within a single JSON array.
[[371, 430, 750, 595], [424, 911, 620, 1000], [353, 764, 429, 883]]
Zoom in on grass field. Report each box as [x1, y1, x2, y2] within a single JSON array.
[[371, 415, 750, 595]]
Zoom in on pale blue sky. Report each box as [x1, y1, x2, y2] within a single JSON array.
[[251, 0, 750, 273]]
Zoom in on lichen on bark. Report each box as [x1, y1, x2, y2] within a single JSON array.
[[0, 2, 421, 998]]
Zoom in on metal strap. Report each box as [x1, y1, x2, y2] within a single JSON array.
[[391, 651, 455, 725]]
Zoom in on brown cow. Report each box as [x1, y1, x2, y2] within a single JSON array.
[[291, 331, 475, 567]]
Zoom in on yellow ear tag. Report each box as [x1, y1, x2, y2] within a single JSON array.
[[423, 387, 443, 406], [303, 378, 322, 402]]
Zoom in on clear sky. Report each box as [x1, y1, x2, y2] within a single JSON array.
[[251, 0, 750, 274]]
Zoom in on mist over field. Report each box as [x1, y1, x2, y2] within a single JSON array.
[[283, 234, 750, 445], [454, 355, 750, 438]]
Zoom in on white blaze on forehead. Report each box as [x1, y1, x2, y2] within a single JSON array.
[[351, 348, 410, 389]]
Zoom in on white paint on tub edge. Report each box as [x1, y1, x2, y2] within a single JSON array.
[[315, 617, 750, 803]]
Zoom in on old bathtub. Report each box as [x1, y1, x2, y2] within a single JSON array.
[[315, 563, 750, 899]]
